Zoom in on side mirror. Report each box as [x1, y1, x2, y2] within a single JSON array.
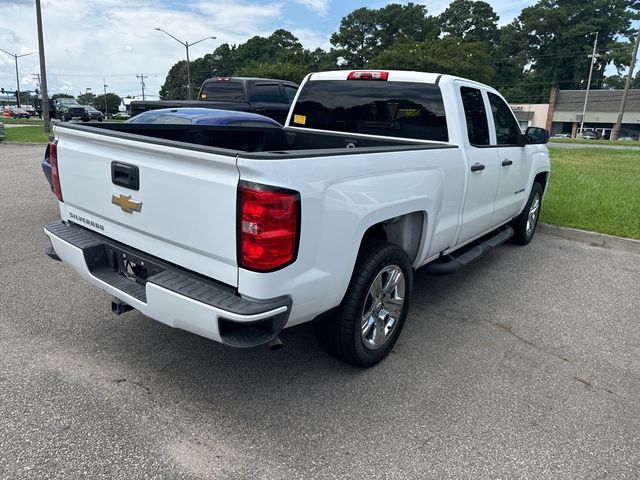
[[525, 127, 549, 144]]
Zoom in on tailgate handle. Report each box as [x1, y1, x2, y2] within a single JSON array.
[[111, 162, 139, 190]]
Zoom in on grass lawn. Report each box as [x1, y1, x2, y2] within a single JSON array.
[[1, 117, 44, 125], [3, 125, 51, 144], [549, 137, 640, 147], [541, 147, 640, 240]]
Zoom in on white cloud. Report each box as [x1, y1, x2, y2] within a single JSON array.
[[0, 0, 289, 98], [294, 0, 330, 16]]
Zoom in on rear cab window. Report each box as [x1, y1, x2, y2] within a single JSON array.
[[290, 80, 448, 142], [200, 81, 245, 101]]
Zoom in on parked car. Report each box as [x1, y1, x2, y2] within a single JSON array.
[[10, 107, 30, 119], [113, 112, 131, 119], [552, 133, 570, 138], [129, 77, 299, 124], [23, 106, 37, 117], [125, 107, 282, 127], [83, 105, 104, 121], [580, 129, 600, 140], [43, 69, 550, 367]]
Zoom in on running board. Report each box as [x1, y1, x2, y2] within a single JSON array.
[[425, 226, 514, 275]]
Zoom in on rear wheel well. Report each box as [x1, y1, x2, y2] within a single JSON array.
[[361, 212, 425, 265]]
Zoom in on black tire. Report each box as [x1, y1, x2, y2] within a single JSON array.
[[317, 240, 413, 367], [510, 182, 543, 245]]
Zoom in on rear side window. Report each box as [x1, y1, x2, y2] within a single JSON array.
[[488, 92, 521, 145], [252, 84, 285, 103], [290, 81, 448, 142], [200, 82, 245, 101], [460, 87, 490, 146], [283, 85, 298, 103]]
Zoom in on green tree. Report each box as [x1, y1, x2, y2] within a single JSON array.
[[159, 30, 330, 98], [50, 93, 74, 100], [235, 62, 310, 84], [514, 0, 640, 91], [77, 92, 96, 106], [369, 37, 494, 84], [159, 60, 189, 100], [604, 71, 640, 89], [93, 93, 121, 115], [438, 0, 500, 45], [330, 4, 436, 68]]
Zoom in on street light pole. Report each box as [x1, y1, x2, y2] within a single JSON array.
[[154, 28, 216, 100], [0, 48, 38, 108]]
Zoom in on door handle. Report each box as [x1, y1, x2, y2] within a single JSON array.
[[501, 159, 513, 166], [470, 163, 485, 172]]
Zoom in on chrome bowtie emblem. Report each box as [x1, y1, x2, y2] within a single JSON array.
[[111, 193, 142, 214]]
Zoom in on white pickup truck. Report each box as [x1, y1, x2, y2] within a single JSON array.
[[44, 70, 550, 367]]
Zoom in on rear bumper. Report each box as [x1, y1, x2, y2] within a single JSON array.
[[44, 220, 291, 347]]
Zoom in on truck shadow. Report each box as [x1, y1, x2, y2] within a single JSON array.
[[79, 246, 513, 416]]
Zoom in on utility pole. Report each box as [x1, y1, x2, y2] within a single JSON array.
[[610, 28, 640, 141], [35, 0, 51, 133], [579, 31, 599, 136], [103, 77, 108, 115], [136, 73, 148, 101]]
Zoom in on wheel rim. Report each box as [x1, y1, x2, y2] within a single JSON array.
[[361, 265, 406, 351], [526, 192, 541, 237]]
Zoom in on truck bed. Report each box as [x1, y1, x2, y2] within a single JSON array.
[[55, 123, 455, 159]]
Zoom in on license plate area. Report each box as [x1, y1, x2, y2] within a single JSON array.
[[105, 245, 164, 286]]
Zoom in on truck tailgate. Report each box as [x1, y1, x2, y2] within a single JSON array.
[[54, 125, 239, 287]]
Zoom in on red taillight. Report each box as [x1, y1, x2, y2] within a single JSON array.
[[49, 142, 63, 202], [347, 71, 389, 81], [239, 181, 299, 272]]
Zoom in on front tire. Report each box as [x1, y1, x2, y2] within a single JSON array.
[[318, 240, 413, 367], [510, 182, 543, 245]]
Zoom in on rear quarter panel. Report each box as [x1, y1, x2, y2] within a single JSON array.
[[236, 146, 466, 326]]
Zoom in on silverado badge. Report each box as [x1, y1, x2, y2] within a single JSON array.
[[112, 193, 142, 213]]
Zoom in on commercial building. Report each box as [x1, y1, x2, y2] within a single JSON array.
[[547, 88, 640, 139], [510, 103, 550, 130]]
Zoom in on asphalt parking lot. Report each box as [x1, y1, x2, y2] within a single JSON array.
[[1, 143, 639, 479]]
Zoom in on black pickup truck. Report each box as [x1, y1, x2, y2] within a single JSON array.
[[51, 98, 90, 122], [129, 77, 299, 124]]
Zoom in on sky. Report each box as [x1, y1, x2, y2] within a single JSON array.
[[0, 0, 536, 101]]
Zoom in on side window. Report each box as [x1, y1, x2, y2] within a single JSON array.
[[488, 92, 521, 145], [252, 84, 285, 103], [283, 85, 298, 103], [460, 87, 489, 146]]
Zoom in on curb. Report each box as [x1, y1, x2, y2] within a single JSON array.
[[539, 223, 640, 254]]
